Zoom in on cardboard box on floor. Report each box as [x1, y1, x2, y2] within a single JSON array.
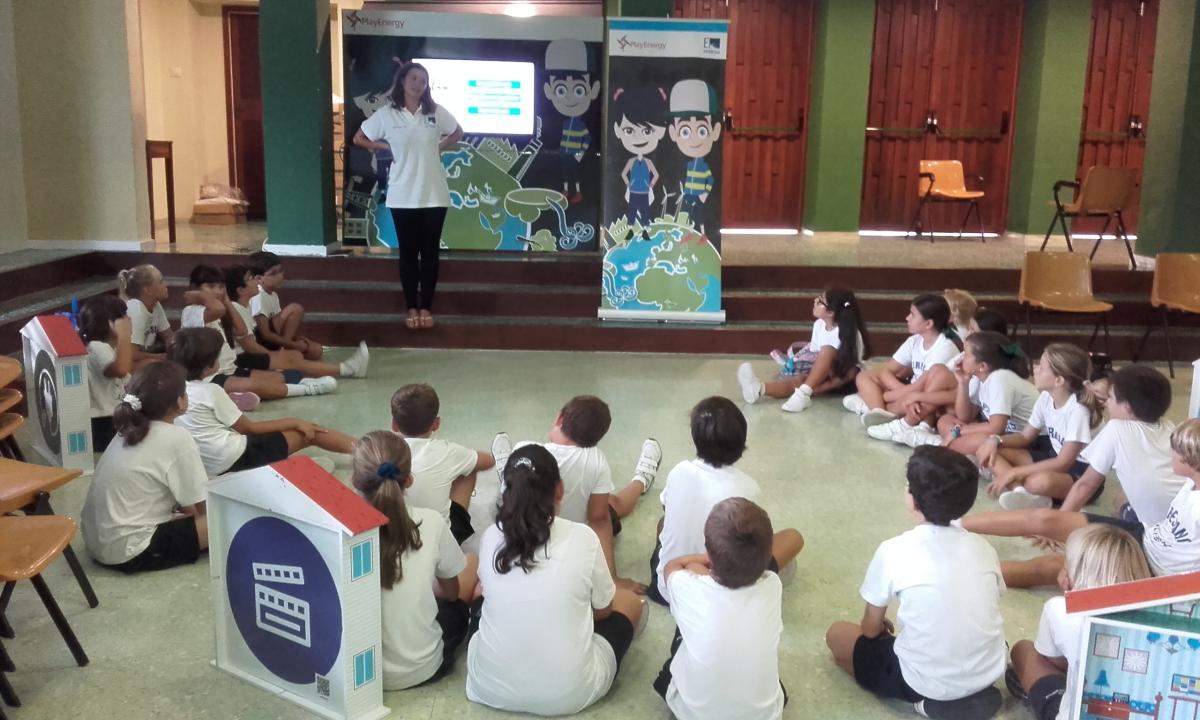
[[191, 201, 247, 225]]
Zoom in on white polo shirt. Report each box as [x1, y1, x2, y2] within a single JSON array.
[[514, 441, 614, 524], [359, 104, 459, 209], [404, 436, 479, 524], [1033, 596, 1084, 720], [860, 524, 1006, 701], [250, 289, 282, 320], [1081, 419, 1183, 523], [174, 380, 246, 476], [892, 333, 959, 381], [180, 305, 237, 376], [126, 298, 169, 349]]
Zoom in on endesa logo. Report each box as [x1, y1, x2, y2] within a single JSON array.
[[616, 34, 667, 52], [345, 11, 405, 31]]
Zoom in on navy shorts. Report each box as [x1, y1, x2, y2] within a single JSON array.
[[1028, 435, 1090, 480]]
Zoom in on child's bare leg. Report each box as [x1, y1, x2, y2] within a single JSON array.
[[856, 370, 886, 409], [194, 513, 209, 551], [275, 354, 340, 378], [610, 587, 645, 628], [763, 375, 803, 399], [280, 427, 355, 455], [273, 305, 304, 343], [457, 554, 479, 603], [301, 339, 323, 361], [800, 348, 839, 392], [1025, 471, 1077, 501], [960, 507, 1088, 544], [609, 481, 643, 519], [449, 472, 478, 510], [1001, 555, 1065, 589], [772, 529, 805, 568], [825, 621, 867, 677], [223, 373, 289, 401], [1012, 639, 1065, 693]]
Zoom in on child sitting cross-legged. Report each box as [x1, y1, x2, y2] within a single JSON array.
[[491, 395, 662, 592], [169, 327, 355, 476], [351, 431, 479, 691], [653, 497, 788, 720], [78, 295, 133, 452], [826, 446, 1006, 720]]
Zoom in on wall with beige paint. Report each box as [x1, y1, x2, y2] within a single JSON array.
[[0, 0, 27, 250]]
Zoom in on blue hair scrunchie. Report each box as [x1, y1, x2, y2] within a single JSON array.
[[1000, 342, 1025, 358], [377, 462, 400, 480]]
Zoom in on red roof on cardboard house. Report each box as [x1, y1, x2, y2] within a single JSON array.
[[1066, 571, 1200, 616], [31, 315, 87, 358], [271, 456, 387, 535]]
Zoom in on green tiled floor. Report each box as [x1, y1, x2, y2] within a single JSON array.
[[4, 349, 1194, 719]]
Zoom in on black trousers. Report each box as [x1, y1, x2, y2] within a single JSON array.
[[390, 206, 448, 311]]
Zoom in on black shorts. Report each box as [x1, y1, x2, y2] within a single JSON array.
[[91, 416, 116, 453], [109, 516, 201, 574], [609, 505, 623, 537], [235, 352, 271, 372], [415, 598, 471, 687], [852, 634, 926, 703], [211, 367, 253, 386], [449, 501, 474, 545], [1085, 512, 1147, 546], [1028, 435, 1091, 480], [1028, 674, 1066, 720], [227, 431, 290, 473], [594, 611, 635, 669]]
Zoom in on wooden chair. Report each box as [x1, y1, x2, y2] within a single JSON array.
[[0, 416, 23, 462], [0, 637, 12, 717], [908, 159, 986, 243], [1134, 253, 1200, 378], [1017, 252, 1114, 353], [0, 391, 21, 417], [0, 459, 98, 613], [0, 516, 90, 675], [1040, 166, 1137, 269], [0, 359, 19, 389]]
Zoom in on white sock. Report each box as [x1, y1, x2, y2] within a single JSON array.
[[286, 384, 307, 397], [799, 384, 813, 396]]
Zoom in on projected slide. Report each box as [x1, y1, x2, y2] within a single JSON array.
[[415, 58, 535, 135]]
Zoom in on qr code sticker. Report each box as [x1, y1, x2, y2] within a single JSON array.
[[316, 675, 330, 699]]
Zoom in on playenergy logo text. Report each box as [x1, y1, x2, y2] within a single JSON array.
[[345, 11, 405, 31], [616, 34, 667, 52]]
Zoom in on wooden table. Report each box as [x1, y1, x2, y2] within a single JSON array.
[[146, 139, 176, 244]]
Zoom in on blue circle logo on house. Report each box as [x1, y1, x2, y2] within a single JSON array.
[[226, 517, 342, 685]]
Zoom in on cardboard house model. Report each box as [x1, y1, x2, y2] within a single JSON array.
[[19, 315, 92, 472], [209, 456, 390, 720], [1068, 571, 1200, 720]]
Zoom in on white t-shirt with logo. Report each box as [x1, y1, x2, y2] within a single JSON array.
[[805, 320, 866, 366], [513, 441, 614, 524], [81, 421, 208, 565], [892, 333, 959, 381], [1081, 419, 1183, 523], [404, 436, 479, 524], [1143, 480, 1200, 576], [656, 459, 761, 592], [249, 289, 282, 320], [126, 298, 168, 349], [359, 104, 459, 209], [1028, 392, 1093, 455], [664, 570, 785, 720], [174, 380, 246, 476], [86, 341, 127, 418], [180, 305, 237, 376], [859, 524, 1006, 701], [976, 369, 1039, 432], [467, 518, 617, 716], [1033, 595, 1084, 720], [381, 506, 467, 690]]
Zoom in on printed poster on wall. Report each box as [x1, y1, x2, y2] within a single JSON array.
[[600, 18, 728, 323], [342, 9, 603, 252]]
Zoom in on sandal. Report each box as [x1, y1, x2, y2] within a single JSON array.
[[419, 310, 434, 329], [405, 310, 419, 330]]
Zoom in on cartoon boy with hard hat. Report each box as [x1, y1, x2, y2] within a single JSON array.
[[667, 79, 722, 233], [544, 39, 600, 204]]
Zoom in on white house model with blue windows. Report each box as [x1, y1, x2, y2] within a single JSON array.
[[1067, 570, 1200, 720], [20, 314, 92, 472], [208, 456, 390, 720]]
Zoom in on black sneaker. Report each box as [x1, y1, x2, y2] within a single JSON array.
[[1005, 665, 1028, 703], [915, 686, 1002, 719]]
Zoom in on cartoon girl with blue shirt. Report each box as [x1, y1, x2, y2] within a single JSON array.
[[612, 86, 667, 227]]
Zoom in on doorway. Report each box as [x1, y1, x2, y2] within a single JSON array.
[[223, 6, 266, 220]]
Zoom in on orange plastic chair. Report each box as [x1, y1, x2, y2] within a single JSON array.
[[1017, 252, 1114, 352], [0, 416, 22, 462], [908, 160, 986, 243], [0, 359, 19, 389], [1133, 253, 1200, 377], [1040, 166, 1137, 269]]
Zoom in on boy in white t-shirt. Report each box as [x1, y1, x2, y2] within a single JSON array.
[[248, 250, 328, 362], [492, 395, 663, 593], [391, 383, 494, 544], [826, 446, 1005, 719], [653, 497, 786, 720], [647, 396, 804, 605]]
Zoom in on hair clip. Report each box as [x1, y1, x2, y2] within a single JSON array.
[[511, 456, 535, 471], [843, 300, 851, 308], [377, 462, 400, 480], [122, 394, 143, 411]]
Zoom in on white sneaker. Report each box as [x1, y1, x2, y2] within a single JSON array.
[[737, 362, 764, 404], [492, 432, 513, 481], [999, 487, 1053, 510], [898, 424, 942, 448], [300, 376, 338, 395], [861, 408, 898, 428], [842, 393, 868, 415], [780, 388, 812, 413], [632, 438, 662, 494], [634, 596, 650, 637], [867, 418, 907, 442], [339, 341, 370, 378]]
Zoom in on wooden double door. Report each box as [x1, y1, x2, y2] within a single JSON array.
[[673, 0, 815, 229], [860, 0, 1023, 234]]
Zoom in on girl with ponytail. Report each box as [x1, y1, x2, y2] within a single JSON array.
[[737, 285, 870, 413], [978, 343, 1108, 510], [117, 263, 172, 364], [352, 431, 477, 691], [80, 361, 209, 573], [467, 444, 646, 715]]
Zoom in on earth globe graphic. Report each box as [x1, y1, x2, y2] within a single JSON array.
[[602, 219, 722, 313]]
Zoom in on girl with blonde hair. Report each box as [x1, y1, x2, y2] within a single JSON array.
[[118, 264, 173, 366]]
